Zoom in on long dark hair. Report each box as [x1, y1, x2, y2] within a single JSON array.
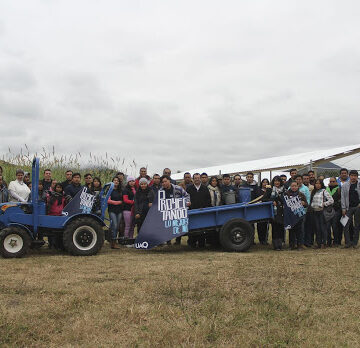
[[271, 176, 283, 187], [112, 177, 122, 193], [91, 177, 102, 192], [261, 178, 269, 189], [311, 179, 325, 200], [209, 176, 219, 187]]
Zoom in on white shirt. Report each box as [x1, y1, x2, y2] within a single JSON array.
[[8, 180, 31, 202]]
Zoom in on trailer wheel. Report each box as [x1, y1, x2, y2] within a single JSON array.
[[219, 218, 254, 252], [0, 227, 31, 258], [63, 217, 104, 256]]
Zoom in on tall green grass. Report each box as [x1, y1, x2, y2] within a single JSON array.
[[0, 145, 132, 185]]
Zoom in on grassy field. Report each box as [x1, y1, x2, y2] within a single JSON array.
[[1, 241, 360, 348]]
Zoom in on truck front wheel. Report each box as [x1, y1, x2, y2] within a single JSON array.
[[219, 218, 254, 252], [0, 227, 31, 258], [63, 217, 104, 256]]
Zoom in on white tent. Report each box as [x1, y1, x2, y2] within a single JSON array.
[[172, 144, 360, 180]]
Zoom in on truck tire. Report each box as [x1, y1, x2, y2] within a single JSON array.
[[63, 217, 104, 256], [219, 218, 254, 252], [0, 227, 31, 258]]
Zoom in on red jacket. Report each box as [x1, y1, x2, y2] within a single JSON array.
[[47, 196, 66, 216]]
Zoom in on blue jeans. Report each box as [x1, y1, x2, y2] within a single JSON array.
[[109, 211, 122, 240], [326, 210, 341, 245], [313, 211, 327, 245]]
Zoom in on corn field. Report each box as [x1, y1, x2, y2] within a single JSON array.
[[0, 145, 136, 184]]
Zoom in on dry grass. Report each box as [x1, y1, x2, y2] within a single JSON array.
[[1, 242, 360, 347]]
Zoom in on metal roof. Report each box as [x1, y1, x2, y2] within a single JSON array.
[[172, 144, 360, 180]]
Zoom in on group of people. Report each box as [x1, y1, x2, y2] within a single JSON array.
[[1, 164, 359, 252]]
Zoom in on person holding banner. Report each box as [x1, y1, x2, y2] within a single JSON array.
[[310, 179, 334, 249], [134, 178, 151, 232], [263, 176, 285, 251], [283, 182, 308, 250]]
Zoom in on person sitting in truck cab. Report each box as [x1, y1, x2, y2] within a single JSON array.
[[64, 173, 83, 199], [47, 183, 67, 216], [8, 169, 31, 203]]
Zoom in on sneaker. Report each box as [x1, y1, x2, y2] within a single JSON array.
[[126, 244, 134, 248]]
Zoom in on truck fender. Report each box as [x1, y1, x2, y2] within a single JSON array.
[[63, 213, 106, 229], [7, 223, 34, 239]]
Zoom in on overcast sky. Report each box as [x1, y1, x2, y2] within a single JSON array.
[[1, 1, 360, 175]]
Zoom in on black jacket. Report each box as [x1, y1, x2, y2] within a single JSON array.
[[64, 183, 83, 198], [134, 187, 151, 217], [122, 186, 136, 211], [186, 184, 211, 209]]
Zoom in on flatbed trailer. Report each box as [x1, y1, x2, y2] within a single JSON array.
[[186, 200, 274, 251]]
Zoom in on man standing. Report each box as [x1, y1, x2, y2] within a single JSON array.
[[341, 170, 360, 248], [41, 169, 53, 192], [284, 169, 297, 189], [302, 174, 314, 192], [116, 172, 126, 190], [152, 175, 190, 246], [179, 172, 193, 190], [221, 174, 238, 205], [64, 173, 83, 199], [200, 173, 209, 186], [163, 168, 176, 185], [186, 173, 211, 248], [84, 173, 93, 190], [308, 170, 316, 186], [241, 172, 261, 201], [135, 167, 153, 189], [337, 168, 349, 187], [150, 174, 161, 195], [62, 170, 73, 190]]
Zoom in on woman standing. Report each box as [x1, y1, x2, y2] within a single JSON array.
[[310, 179, 334, 248], [263, 176, 285, 250], [107, 177, 123, 249], [91, 177, 102, 216], [208, 176, 222, 207], [122, 176, 136, 241], [8, 169, 31, 203], [257, 179, 270, 245], [134, 178, 151, 232]]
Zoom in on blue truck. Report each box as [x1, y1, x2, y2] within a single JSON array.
[[0, 158, 114, 258], [0, 158, 274, 257]]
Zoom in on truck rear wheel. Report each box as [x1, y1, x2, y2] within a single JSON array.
[[219, 218, 254, 252], [0, 227, 31, 258], [63, 217, 104, 256]]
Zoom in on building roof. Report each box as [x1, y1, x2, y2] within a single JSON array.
[[173, 144, 360, 180]]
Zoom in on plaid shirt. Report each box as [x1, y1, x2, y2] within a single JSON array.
[[311, 189, 334, 210]]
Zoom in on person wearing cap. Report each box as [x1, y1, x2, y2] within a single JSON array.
[[122, 176, 137, 240], [8, 169, 31, 203], [23, 172, 31, 187]]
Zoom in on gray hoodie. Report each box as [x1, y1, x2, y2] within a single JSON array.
[[341, 180, 360, 210]]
